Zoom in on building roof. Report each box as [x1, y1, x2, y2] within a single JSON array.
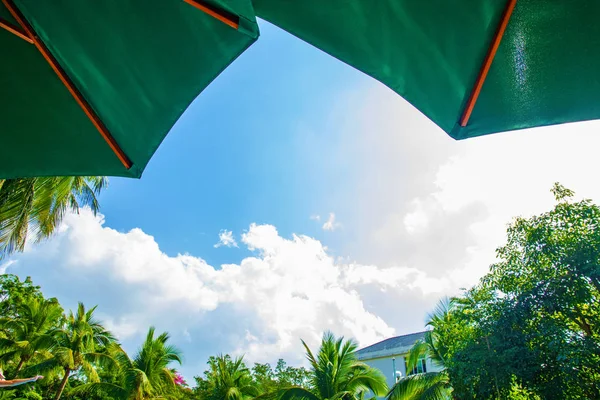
[[355, 331, 427, 360]]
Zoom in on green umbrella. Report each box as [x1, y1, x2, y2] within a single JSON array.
[[3, 0, 600, 179], [254, 0, 600, 139], [1, 0, 258, 178]]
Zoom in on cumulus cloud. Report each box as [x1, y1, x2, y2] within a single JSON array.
[[5, 211, 444, 378], [313, 83, 600, 332], [214, 230, 238, 248], [7, 81, 600, 383], [322, 213, 341, 231]]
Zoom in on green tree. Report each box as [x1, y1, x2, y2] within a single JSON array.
[[279, 332, 387, 400], [441, 184, 600, 399], [29, 302, 115, 400], [0, 390, 17, 400], [252, 360, 310, 394], [274, 359, 310, 388], [0, 297, 63, 377], [251, 362, 276, 394], [386, 299, 453, 400], [203, 354, 258, 400], [76, 326, 182, 400], [0, 176, 107, 260], [0, 275, 44, 320], [446, 288, 540, 399]]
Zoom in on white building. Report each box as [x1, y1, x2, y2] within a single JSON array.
[[355, 331, 443, 389]]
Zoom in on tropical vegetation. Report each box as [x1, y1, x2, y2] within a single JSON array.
[[2, 183, 600, 399], [386, 300, 453, 400], [277, 332, 388, 400], [0, 176, 107, 260], [0, 275, 189, 400], [387, 184, 600, 399]]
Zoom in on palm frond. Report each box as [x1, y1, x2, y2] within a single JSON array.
[[279, 386, 320, 400], [299, 332, 388, 400], [344, 367, 388, 397], [405, 341, 429, 373], [386, 372, 450, 400], [0, 176, 106, 259], [23, 357, 61, 376], [72, 381, 128, 399], [0, 179, 35, 258]]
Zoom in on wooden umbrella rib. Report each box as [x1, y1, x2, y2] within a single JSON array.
[[0, 16, 33, 43], [460, 0, 517, 127], [183, 0, 239, 30], [2, 0, 133, 170]]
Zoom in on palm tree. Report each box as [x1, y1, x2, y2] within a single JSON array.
[[75, 326, 182, 400], [0, 176, 107, 260], [206, 354, 258, 400], [386, 299, 454, 400], [0, 298, 63, 377], [279, 332, 388, 400], [29, 302, 115, 400]]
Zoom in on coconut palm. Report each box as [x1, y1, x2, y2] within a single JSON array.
[[0, 389, 17, 400], [386, 299, 454, 400], [0, 297, 63, 377], [28, 302, 115, 400], [205, 354, 258, 400], [279, 332, 388, 400], [75, 326, 182, 400], [0, 176, 107, 260]]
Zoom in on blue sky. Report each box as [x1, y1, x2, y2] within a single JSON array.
[[99, 20, 367, 266], [6, 19, 600, 383]]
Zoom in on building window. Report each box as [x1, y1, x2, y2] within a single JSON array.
[[405, 358, 427, 375]]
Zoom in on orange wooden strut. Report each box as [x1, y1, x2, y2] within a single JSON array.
[[0, 16, 33, 43], [183, 0, 239, 30], [460, 0, 517, 127], [2, 0, 133, 170]]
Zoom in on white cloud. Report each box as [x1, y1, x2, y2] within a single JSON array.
[[318, 83, 600, 331], [322, 213, 341, 231], [8, 81, 600, 384], [214, 230, 238, 248], [310, 214, 321, 222], [6, 211, 443, 378]]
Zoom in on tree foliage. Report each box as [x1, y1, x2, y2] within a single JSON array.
[[0, 297, 63, 378], [434, 184, 600, 399], [0, 275, 44, 319], [0, 276, 187, 400], [252, 359, 310, 395], [4, 182, 600, 400], [0, 176, 107, 260], [386, 299, 452, 400], [200, 354, 258, 400], [75, 327, 183, 400], [278, 332, 388, 400]]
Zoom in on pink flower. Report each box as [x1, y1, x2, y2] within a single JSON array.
[[174, 373, 187, 386]]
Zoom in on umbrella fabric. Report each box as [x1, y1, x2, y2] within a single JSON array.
[[254, 0, 600, 139], [1, 0, 258, 178], [4, 0, 600, 179]]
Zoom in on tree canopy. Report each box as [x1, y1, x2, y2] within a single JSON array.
[[3, 183, 600, 400], [406, 184, 600, 399]]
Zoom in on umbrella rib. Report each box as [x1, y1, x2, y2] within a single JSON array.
[[183, 0, 239, 30], [0, 16, 33, 43], [459, 0, 517, 127], [2, 0, 133, 170]]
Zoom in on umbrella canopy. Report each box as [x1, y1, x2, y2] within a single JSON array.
[[254, 0, 600, 139], [3, 0, 600, 179], [1, 0, 258, 178]]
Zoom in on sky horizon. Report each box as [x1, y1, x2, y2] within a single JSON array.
[[4, 19, 600, 382]]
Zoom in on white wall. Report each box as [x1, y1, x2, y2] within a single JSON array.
[[362, 354, 444, 396], [362, 354, 408, 390]]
